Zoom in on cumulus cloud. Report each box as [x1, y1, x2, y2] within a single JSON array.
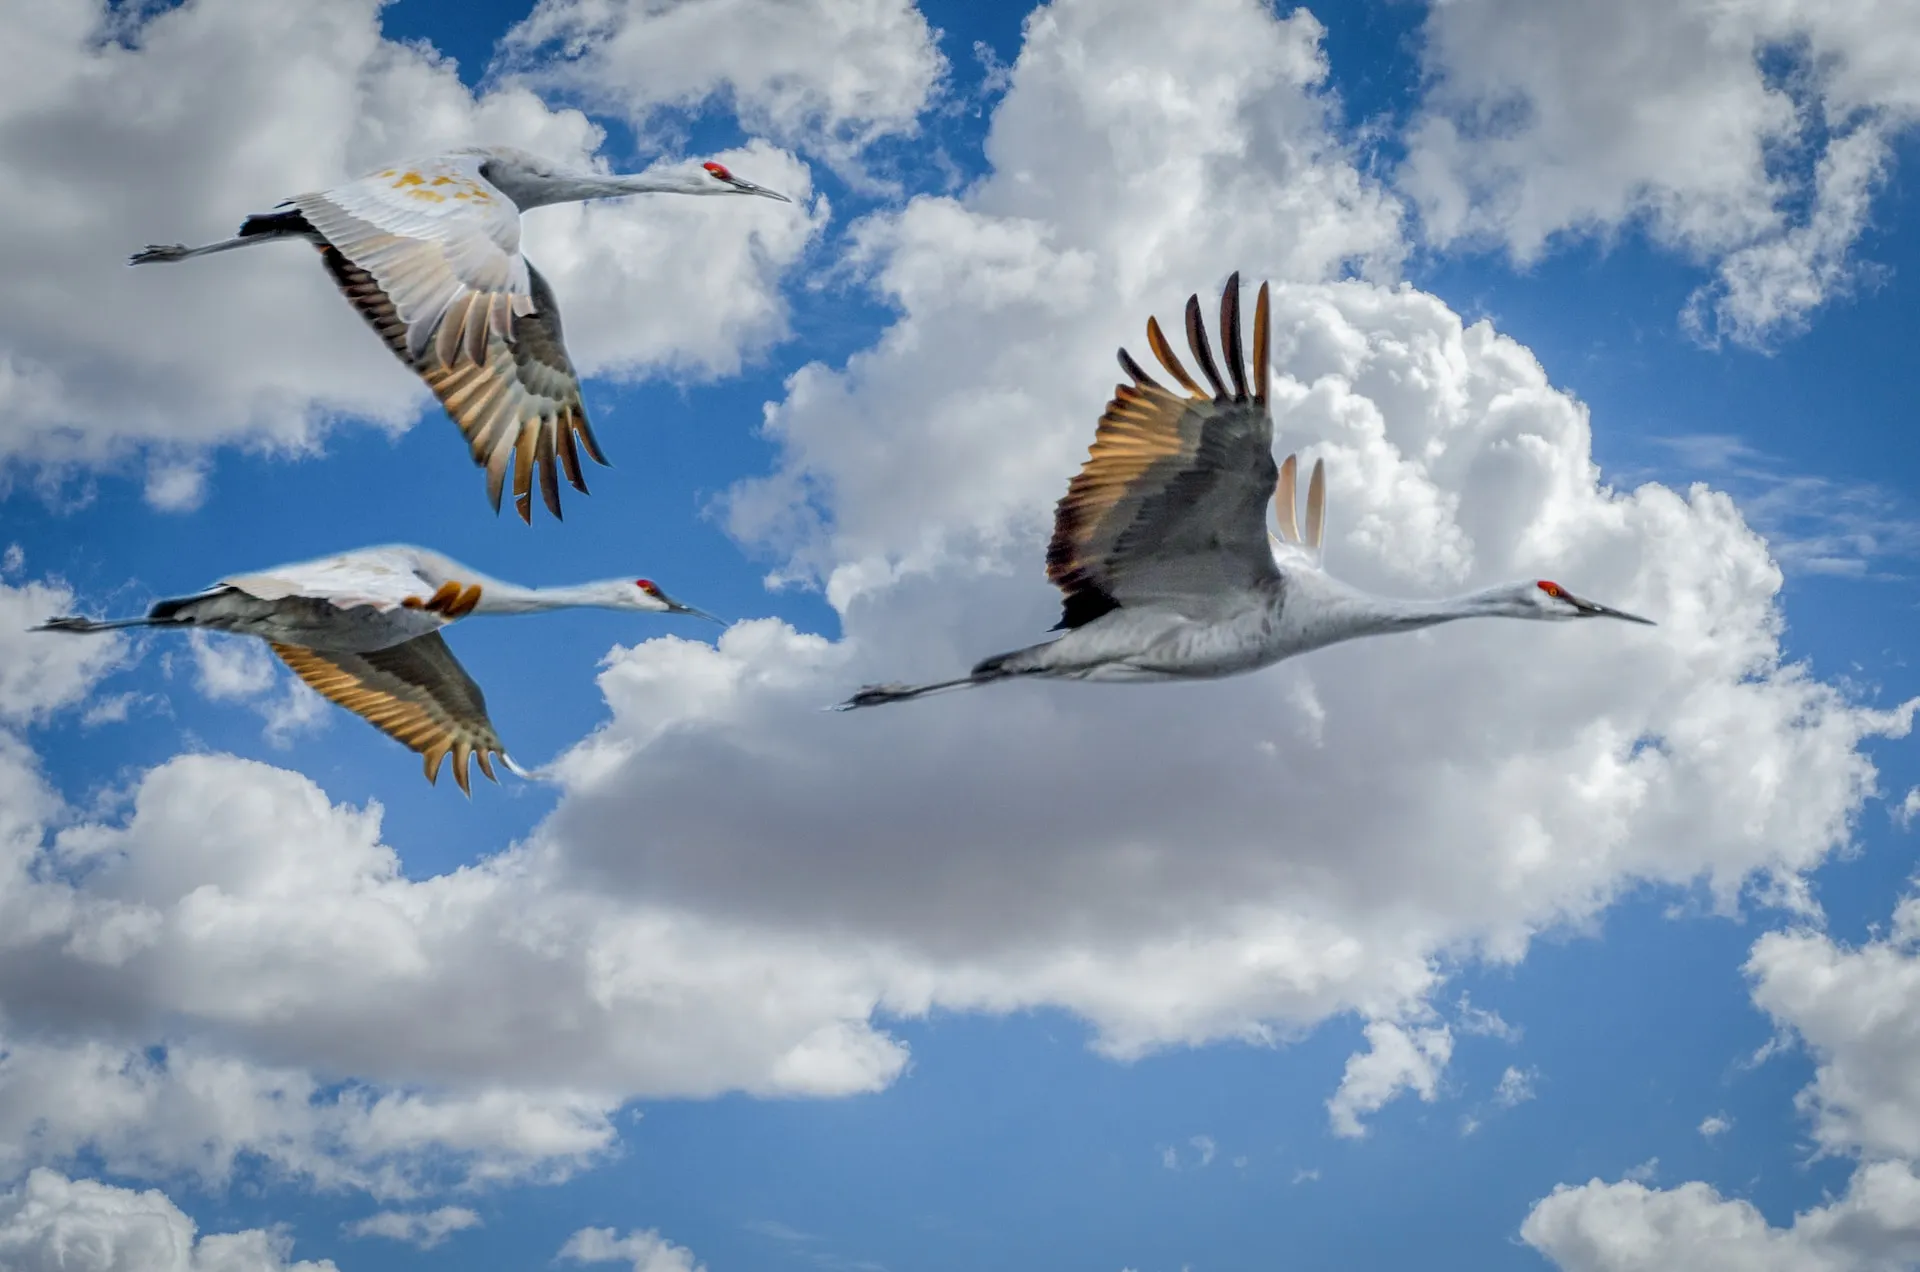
[[1527, 887, 1920, 1271], [1401, 0, 1920, 345], [1747, 896, 1920, 1162], [0, 0, 820, 493], [184, 632, 327, 747], [560, 1225, 705, 1272], [499, 0, 946, 170], [0, 574, 125, 725], [0, 1168, 335, 1272], [344, 1205, 481, 1249], [1524, 1164, 1920, 1272]]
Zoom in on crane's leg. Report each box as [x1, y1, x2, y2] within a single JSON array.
[[130, 210, 313, 265], [34, 615, 166, 634], [830, 647, 1039, 710], [832, 675, 989, 710]]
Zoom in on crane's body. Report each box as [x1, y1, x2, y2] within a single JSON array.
[[129, 146, 791, 522], [838, 274, 1650, 710], [36, 544, 716, 791]]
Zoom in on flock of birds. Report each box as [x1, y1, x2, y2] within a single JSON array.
[[36, 144, 1653, 793]]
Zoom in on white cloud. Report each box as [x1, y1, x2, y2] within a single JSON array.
[[560, 1225, 704, 1272], [0, 1168, 335, 1272], [189, 632, 278, 702], [186, 633, 328, 747], [1401, 0, 1920, 345], [141, 458, 210, 514], [1525, 1163, 1920, 1272], [1527, 885, 1920, 1271], [0, 0, 821, 481], [1624, 1158, 1660, 1185], [1327, 1022, 1454, 1138], [344, 1206, 481, 1250], [1746, 896, 1920, 1162], [0, 750, 907, 1193], [499, 0, 946, 171], [0, 576, 126, 725], [1495, 1065, 1538, 1108], [1457, 995, 1521, 1041], [1895, 790, 1920, 830]]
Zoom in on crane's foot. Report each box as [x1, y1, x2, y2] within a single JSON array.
[[129, 244, 190, 265], [832, 683, 921, 710]]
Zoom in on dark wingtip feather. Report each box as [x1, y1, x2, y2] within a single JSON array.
[[1184, 293, 1228, 400], [1117, 347, 1163, 390], [1219, 272, 1248, 401]]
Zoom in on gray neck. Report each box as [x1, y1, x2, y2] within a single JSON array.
[[475, 581, 618, 614], [1288, 579, 1519, 644], [504, 170, 716, 209]]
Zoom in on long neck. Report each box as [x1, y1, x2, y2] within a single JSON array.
[[1289, 578, 1519, 645], [471, 581, 616, 615], [518, 171, 713, 209]]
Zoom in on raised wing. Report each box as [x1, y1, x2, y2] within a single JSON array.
[[269, 632, 510, 794], [1047, 273, 1281, 629], [291, 153, 604, 521], [1269, 453, 1326, 570]]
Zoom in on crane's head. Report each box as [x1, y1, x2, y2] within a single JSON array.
[[579, 580, 721, 626], [1500, 579, 1655, 624], [623, 578, 724, 624], [701, 161, 792, 202]]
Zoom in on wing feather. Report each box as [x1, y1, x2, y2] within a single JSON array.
[[269, 632, 509, 794], [290, 155, 605, 522], [1047, 274, 1280, 628]]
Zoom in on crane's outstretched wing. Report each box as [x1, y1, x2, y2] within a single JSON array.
[[269, 632, 509, 794], [289, 153, 604, 522], [1047, 273, 1281, 629]]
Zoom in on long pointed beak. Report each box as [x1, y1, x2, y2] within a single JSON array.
[[726, 176, 791, 203], [668, 600, 726, 627], [1570, 593, 1656, 625]]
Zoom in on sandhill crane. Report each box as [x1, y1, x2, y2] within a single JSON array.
[[837, 273, 1651, 710], [130, 146, 792, 521], [36, 545, 718, 792]]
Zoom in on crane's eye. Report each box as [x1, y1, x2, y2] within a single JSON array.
[[635, 579, 659, 595], [1536, 580, 1565, 599]]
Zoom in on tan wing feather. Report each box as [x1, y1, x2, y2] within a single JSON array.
[[1305, 457, 1326, 552], [269, 633, 508, 795], [1046, 274, 1279, 629], [1275, 453, 1301, 545], [312, 240, 604, 522]]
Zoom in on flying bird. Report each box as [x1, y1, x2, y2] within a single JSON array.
[[36, 545, 718, 793], [837, 273, 1652, 710], [130, 146, 793, 521]]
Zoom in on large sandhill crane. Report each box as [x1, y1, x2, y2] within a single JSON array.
[[130, 147, 792, 521], [37, 545, 717, 792], [837, 273, 1651, 710]]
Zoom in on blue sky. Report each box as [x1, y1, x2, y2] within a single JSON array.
[[5, 1, 1920, 1270]]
